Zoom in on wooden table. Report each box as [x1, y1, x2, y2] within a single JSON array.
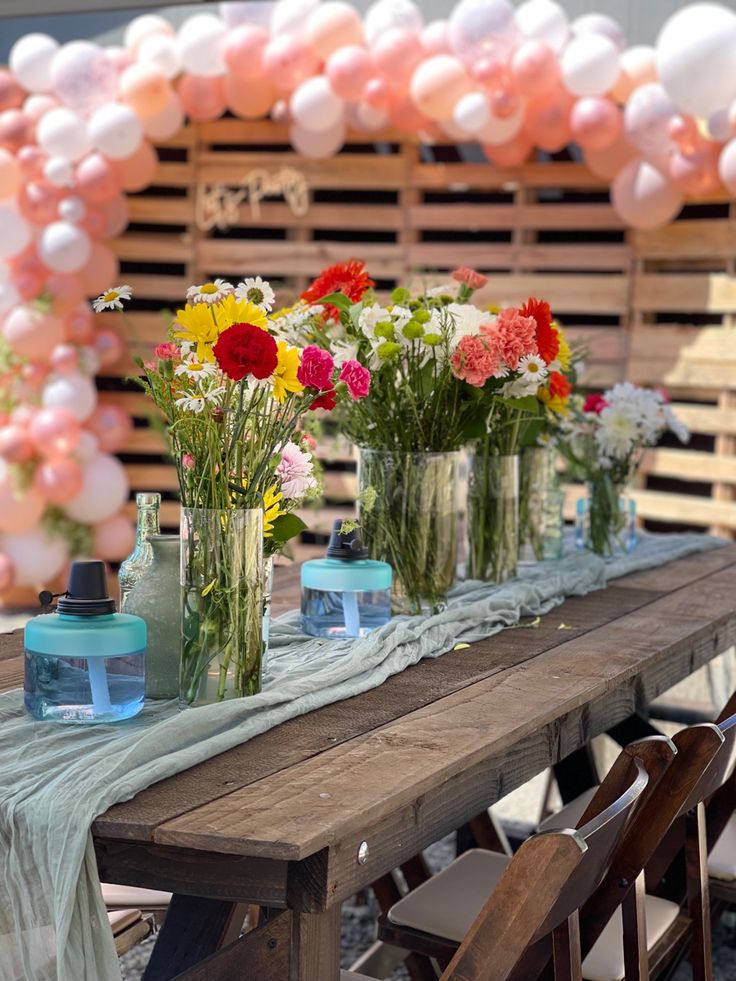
[[2, 545, 736, 980]]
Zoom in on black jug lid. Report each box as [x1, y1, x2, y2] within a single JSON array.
[[325, 519, 368, 562], [56, 560, 116, 616]]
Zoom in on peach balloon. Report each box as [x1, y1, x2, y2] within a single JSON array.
[[177, 75, 226, 123], [511, 40, 560, 97], [94, 329, 124, 368], [3, 306, 65, 361], [483, 132, 533, 166], [50, 343, 79, 373], [80, 205, 106, 239], [0, 554, 14, 595], [79, 242, 119, 295], [224, 75, 277, 120], [667, 115, 699, 156], [611, 45, 658, 104], [114, 141, 157, 193], [17, 144, 46, 178], [24, 93, 57, 123], [570, 97, 622, 151], [64, 303, 93, 344], [391, 94, 430, 133], [410, 55, 473, 122], [10, 405, 36, 428], [9, 246, 47, 301], [472, 55, 507, 87], [119, 64, 171, 119], [29, 406, 82, 456], [21, 361, 48, 392], [47, 273, 85, 315], [584, 133, 636, 180], [76, 153, 121, 205], [524, 87, 574, 152], [93, 514, 136, 562], [0, 109, 33, 153], [363, 77, 395, 111], [223, 25, 269, 82], [0, 426, 35, 463], [612, 158, 682, 230], [490, 85, 519, 119], [263, 35, 320, 92], [669, 142, 722, 197], [373, 29, 426, 94], [306, 2, 363, 60], [0, 148, 21, 199], [102, 195, 129, 239], [143, 93, 184, 141], [0, 71, 24, 111], [0, 472, 45, 533], [87, 404, 133, 453], [18, 179, 62, 224], [34, 457, 84, 504], [422, 20, 451, 55], [326, 45, 374, 101]]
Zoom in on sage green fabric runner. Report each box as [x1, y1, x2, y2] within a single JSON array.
[[0, 532, 727, 981]]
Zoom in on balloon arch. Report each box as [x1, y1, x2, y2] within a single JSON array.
[[0, 0, 735, 591]]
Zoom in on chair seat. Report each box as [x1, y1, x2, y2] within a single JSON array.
[[708, 813, 736, 881], [101, 882, 172, 908], [538, 786, 599, 832], [340, 973, 375, 981], [107, 909, 142, 934], [582, 895, 680, 981]]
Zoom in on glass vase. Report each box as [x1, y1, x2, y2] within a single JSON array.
[[519, 446, 565, 563], [262, 555, 274, 680], [466, 451, 519, 583], [357, 448, 459, 616], [575, 477, 637, 557], [180, 508, 264, 707]]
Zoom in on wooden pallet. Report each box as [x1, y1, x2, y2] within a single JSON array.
[[97, 119, 735, 552]]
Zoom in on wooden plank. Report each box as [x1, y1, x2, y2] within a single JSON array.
[[639, 448, 736, 484], [407, 243, 630, 272], [128, 197, 195, 225], [171, 911, 291, 981], [474, 275, 629, 314], [673, 403, 736, 437], [409, 202, 623, 232], [633, 274, 736, 314], [112, 233, 193, 263], [197, 152, 405, 191], [410, 161, 607, 191], [197, 240, 403, 278], [631, 221, 736, 260]]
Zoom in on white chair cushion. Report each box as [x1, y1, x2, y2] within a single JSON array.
[[388, 848, 510, 942], [581, 895, 680, 981], [538, 787, 600, 833], [340, 973, 375, 981], [107, 909, 142, 935], [101, 882, 172, 908], [708, 812, 736, 881]]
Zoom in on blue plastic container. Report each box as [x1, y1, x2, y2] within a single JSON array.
[[301, 521, 392, 639], [24, 560, 147, 724]]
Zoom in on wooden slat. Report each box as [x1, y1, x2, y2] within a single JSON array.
[[475, 275, 629, 314], [411, 161, 607, 190], [632, 221, 736, 260], [639, 448, 736, 484], [197, 240, 403, 278], [409, 202, 623, 232], [197, 152, 405, 191], [407, 242, 631, 272], [633, 274, 736, 314]]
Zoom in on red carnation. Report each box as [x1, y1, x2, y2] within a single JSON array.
[[301, 259, 374, 321], [520, 297, 559, 365], [213, 322, 278, 381], [310, 388, 337, 411], [583, 393, 608, 414]]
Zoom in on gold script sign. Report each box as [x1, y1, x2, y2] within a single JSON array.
[[195, 167, 310, 231]]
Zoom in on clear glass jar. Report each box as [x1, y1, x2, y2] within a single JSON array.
[[466, 451, 519, 583], [119, 492, 161, 605], [576, 478, 638, 557], [357, 448, 459, 616], [519, 446, 565, 563]]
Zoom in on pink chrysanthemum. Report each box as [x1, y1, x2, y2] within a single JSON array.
[[482, 308, 537, 370]]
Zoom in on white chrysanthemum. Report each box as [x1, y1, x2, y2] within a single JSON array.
[[174, 355, 219, 381], [426, 283, 456, 298], [358, 303, 390, 339], [446, 302, 488, 347], [332, 338, 360, 365], [517, 354, 548, 386], [186, 279, 233, 305], [234, 276, 275, 311], [595, 406, 638, 459], [664, 404, 690, 444], [501, 376, 539, 399], [390, 305, 412, 329], [92, 284, 133, 312], [175, 387, 225, 414]]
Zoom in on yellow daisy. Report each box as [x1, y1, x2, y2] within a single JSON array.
[[263, 484, 283, 537], [213, 294, 268, 333], [173, 303, 219, 362], [271, 342, 304, 403]]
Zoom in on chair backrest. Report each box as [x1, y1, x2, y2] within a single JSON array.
[[679, 711, 736, 816], [440, 751, 651, 981]]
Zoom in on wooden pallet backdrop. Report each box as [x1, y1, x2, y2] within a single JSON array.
[[97, 119, 736, 554]]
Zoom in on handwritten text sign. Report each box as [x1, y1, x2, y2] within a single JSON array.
[[195, 167, 310, 231]]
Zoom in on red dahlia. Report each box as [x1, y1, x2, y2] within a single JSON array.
[[520, 297, 559, 366], [301, 259, 374, 321], [213, 322, 278, 381]]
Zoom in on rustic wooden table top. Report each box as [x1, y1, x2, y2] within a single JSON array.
[[2, 546, 736, 979]]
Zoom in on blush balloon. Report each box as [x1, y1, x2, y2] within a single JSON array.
[[0, 554, 14, 594], [669, 142, 722, 197], [363, 77, 395, 111], [611, 45, 657, 104], [0, 426, 35, 463], [114, 141, 157, 193], [0, 471, 45, 533], [584, 133, 636, 180], [612, 158, 682, 230], [624, 83, 678, 171], [570, 97, 622, 151], [42, 372, 97, 423], [63, 453, 128, 523], [3, 305, 66, 360], [306, 2, 364, 59], [23, 94, 57, 123], [373, 28, 426, 93], [490, 84, 519, 119], [262, 35, 320, 92], [667, 115, 699, 156], [79, 242, 119, 295], [0, 148, 21, 199], [390, 94, 430, 132], [47, 274, 85, 315], [224, 75, 278, 120], [177, 75, 226, 122], [290, 119, 346, 158], [17, 144, 46, 178], [410, 54, 473, 122], [0, 70, 25, 111], [102, 196, 129, 239], [76, 153, 121, 205], [50, 343, 79, 373], [510, 40, 559, 96], [326, 46, 374, 101], [718, 138, 736, 195], [87, 404, 133, 453], [93, 514, 136, 562], [124, 13, 175, 54], [2, 526, 68, 585], [524, 87, 574, 152], [421, 20, 451, 55], [483, 131, 533, 166], [21, 361, 48, 392], [119, 64, 171, 119], [94, 329, 124, 368], [18, 180, 62, 224], [143, 93, 184, 141], [80, 205, 106, 239], [0, 109, 33, 153], [34, 457, 84, 504], [223, 25, 269, 82], [65, 304, 93, 344]]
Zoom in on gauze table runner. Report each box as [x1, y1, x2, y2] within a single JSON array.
[[0, 532, 727, 981]]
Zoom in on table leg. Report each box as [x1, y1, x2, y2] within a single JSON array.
[[142, 895, 244, 981], [290, 905, 341, 981]]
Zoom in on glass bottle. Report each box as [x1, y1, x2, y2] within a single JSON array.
[[119, 493, 161, 606]]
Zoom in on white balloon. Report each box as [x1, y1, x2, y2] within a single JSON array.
[[572, 13, 626, 52], [0, 204, 31, 260], [50, 41, 118, 115], [561, 34, 620, 97], [177, 13, 227, 77], [624, 82, 677, 168], [708, 108, 732, 142], [88, 103, 143, 160], [219, 2, 275, 31], [612, 158, 682, 229], [9, 33, 59, 92], [0, 279, 20, 316], [453, 91, 490, 134], [58, 196, 86, 223], [477, 100, 525, 145], [271, 0, 320, 35], [1, 528, 68, 587], [515, 0, 569, 53], [43, 371, 97, 422], [657, 3, 736, 121], [290, 76, 345, 133], [364, 0, 424, 48], [75, 431, 100, 464], [449, 0, 518, 64], [718, 137, 736, 193], [39, 222, 91, 274], [143, 95, 185, 142], [290, 119, 346, 158], [138, 34, 181, 80], [351, 101, 390, 132], [64, 454, 128, 523], [124, 14, 174, 52], [44, 156, 75, 187], [36, 107, 90, 163]]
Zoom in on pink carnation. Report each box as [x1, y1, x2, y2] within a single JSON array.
[[482, 308, 536, 370], [297, 345, 334, 390], [452, 267, 488, 290], [182, 453, 195, 471], [339, 359, 370, 399], [451, 334, 499, 387], [155, 342, 179, 360]]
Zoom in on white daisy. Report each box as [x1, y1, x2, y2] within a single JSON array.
[[517, 354, 548, 386], [92, 284, 133, 312], [595, 406, 638, 459], [234, 276, 275, 311], [186, 279, 233, 305], [174, 355, 219, 381], [175, 387, 225, 414]]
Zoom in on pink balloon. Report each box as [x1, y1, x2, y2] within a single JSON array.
[[94, 329, 124, 368], [410, 55, 474, 122], [10, 405, 36, 429], [421, 20, 451, 55], [0, 554, 14, 595], [34, 457, 84, 504], [17, 179, 62, 224], [23, 94, 57, 123], [93, 514, 136, 562], [29, 406, 82, 456], [17, 144, 46, 178], [584, 133, 636, 180], [669, 142, 722, 197], [80, 205, 106, 239], [86, 405, 133, 453], [3, 305, 66, 360], [391, 95, 431, 133], [326, 46, 373, 101], [271, 99, 290, 124], [47, 274, 85, 315], [524, 87, 574, 152], [611, 46, 657, 104], [483, 132, 533, 166], [0, 109, 33, 153], [0, 472, 45, 533], [0, 426, 35, 463], [224, 75, 277, 120], [223, 25, 269, 82], [306, 2, 363, 59], [113, 141, 157, 193], [142, 93, 184, 141], [363, 77, 395, 111], [472, 55, 507, 87], [177, 75, 226, 122], [511, 41, 560, 97], [119, 64, 171, 119], [21, 361, 48, 392], [0, 148, 21, 199], [76, 153, 121, 205], [101, 195, 129, 239], [0, 70, 24, 111], [373, 29, 426, 94], [612, 159, 683, 230], [667, 115, 700, 156], [490, 84, 520, 119], [65, 303, 94, 343], [263, 35, 320, 92], [79, 242, 119, 295], [50, 343, 79, 373], [570, 97, 622, 151], [8, 247, 46, 301]]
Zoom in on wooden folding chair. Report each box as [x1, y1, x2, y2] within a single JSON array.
[[370, 736, 663, 981]]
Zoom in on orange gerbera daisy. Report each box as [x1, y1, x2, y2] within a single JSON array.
[[301, 259, 374, 321], [520, 297, 559, 365]]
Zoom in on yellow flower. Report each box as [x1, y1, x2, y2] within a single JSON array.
[[173, 303, 219, 362], [553, 323, 571, 371], [539, 386, 569, 415], [272, 341, 304, 403], [213, 294, 268, 333], [263, 484, 283, 537]]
